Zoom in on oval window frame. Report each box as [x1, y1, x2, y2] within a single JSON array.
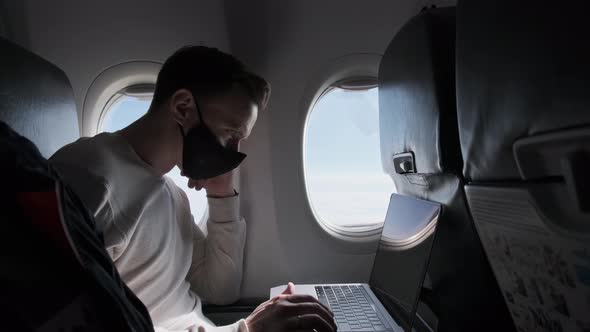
[[82, 61, 161, 136], [98, 84, 155, 132], [299, 53, 392, 243]]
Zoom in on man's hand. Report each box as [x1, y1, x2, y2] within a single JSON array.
[[245, 282, 337, 332], [184, 169, 236, 198]]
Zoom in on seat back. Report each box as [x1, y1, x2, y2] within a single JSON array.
[[0, 36, 152, 331], [0, 37, 78, 156], [379, 7, 514, 331], [457, 0, 590, 330]]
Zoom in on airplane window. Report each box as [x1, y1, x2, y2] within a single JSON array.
[[304, 86, 394, 231], [101, 94, 208, 225]]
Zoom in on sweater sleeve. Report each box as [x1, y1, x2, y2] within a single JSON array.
[[190, 319, 248, 332], [186, 194, 247, 305]]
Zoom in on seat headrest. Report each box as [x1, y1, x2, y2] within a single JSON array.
[[456, 0, 590, 182], [379, 7, 460, 178], [0, 38, 78, 158]]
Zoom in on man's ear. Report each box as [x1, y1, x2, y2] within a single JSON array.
[[169, 89, 197, 127]]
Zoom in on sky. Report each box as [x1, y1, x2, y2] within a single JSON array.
[[304, 87, 394, 227], [102, 87, 394, 228]]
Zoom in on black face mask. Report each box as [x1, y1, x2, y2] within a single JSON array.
[[180, 103, 246, 180]]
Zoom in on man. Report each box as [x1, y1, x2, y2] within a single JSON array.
[[50, 46, 336, 332]]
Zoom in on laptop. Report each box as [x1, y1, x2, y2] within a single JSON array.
[[270, 193, 441, 332]]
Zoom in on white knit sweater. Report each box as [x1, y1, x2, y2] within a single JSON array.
[[50, 133, 248, 332]]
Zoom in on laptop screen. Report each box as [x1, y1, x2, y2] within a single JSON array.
[[369, 194, 441, 332]]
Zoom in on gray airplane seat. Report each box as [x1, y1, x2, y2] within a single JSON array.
[[0, 37, 78, 156], [456, 0, 590, 331], [378, 7, 515, 331]]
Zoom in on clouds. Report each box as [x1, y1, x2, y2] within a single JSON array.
[[306, 172, 394, 227], [305, 87, 381, 173], [304, 87, 394, 227]]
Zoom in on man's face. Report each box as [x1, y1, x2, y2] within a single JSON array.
[[195, 89, 258, 152], [176, 88, 258, 189]]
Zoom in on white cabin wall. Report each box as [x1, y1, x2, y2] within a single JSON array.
[[0, 0, 231, 126], [225, 0, 436, 299]]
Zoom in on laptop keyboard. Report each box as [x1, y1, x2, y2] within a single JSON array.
[[316, 285, 389, 331]]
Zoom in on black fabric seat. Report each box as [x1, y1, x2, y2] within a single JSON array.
[[378, 7, 515, 331], [456, 0, 590, 331]]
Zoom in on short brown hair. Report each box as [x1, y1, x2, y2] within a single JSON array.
[[153, 46, 270, 110]]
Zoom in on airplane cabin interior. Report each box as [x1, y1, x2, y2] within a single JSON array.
[[0, 0, 589, 331]]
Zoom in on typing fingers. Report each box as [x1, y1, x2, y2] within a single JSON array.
[[286, 314, 336, 332]]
